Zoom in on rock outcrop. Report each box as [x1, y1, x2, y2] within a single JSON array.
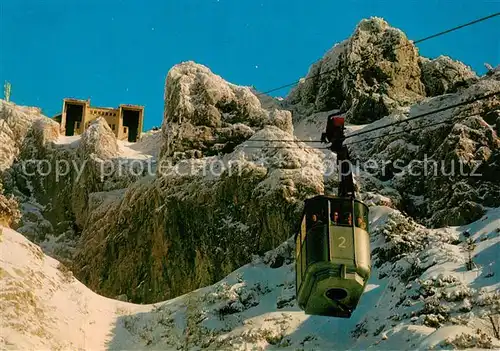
[[79, 117, 120, 159], [0, 100, 51, 172], [0, 183, 20, 227], [420, 55, 478, 97], [73, 126, 326, 303], [4, 113, 144, 261], [285, 17, 426, 124], [349, 73, 500, 227], [60, 65, 326, 302], [161, 62, 293, 161], [284, 18, 481, 127]]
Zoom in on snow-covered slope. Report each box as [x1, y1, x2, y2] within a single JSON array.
[[2, 205, 498, 350], [53, 130, 160, 160], [0, 225, 149, 350], [123, 129, 162, 159]]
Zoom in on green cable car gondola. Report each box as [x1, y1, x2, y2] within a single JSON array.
[[295, 195, 370, 318], [295, 112, 371, 318]]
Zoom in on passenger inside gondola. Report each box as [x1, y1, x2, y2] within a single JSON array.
[[357, 216, 367, 229], [345, 212, 352, 226], [332, 211, 339, 224], [308, 210, 326, 230], [330, 209, 353, 226], [354, 202, 368, 230]]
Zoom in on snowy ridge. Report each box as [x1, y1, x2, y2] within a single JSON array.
[[53, 128, 160, 160], [125, 129, 163, 158]]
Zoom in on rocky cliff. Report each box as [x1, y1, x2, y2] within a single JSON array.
[[348, 72, 500, 227], [161, 62, 293, 161], [0, 67, 326, 304], [419, 55, 478, 97], [284, 17, 478, 124], [72, 125, 327, 303], [0, 107, 146, 262]]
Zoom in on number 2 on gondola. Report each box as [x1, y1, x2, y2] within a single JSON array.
[[338, 236, 346, 248]]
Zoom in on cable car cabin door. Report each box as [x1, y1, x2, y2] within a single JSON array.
[[305, 198, 330, 266], [329, 199, 355, 264], [295, 197, 330, 310]]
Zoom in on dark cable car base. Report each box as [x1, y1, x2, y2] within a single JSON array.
[[297, 263, 366, 318]]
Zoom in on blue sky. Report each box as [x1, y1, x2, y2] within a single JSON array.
[[1, 0, 499, 130]]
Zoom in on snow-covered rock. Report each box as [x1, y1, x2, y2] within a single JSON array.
[[419, 55, 478, 97], [125, 129, 162, 158], [348, 73, 500, 226], [285, 17, 426, 124], [161, 61, 293, 160], [284, 18, 481, 127], [0, 99, 56, 172], [79, 117, 120, 159], [72, 126, 326, 304]]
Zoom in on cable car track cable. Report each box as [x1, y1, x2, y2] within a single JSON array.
[[345, 90, 500, 139], [247, 90, 500, 143], [238, 108, 498, 150]]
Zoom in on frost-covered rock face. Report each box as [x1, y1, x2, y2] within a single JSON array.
[[2, 109, 145, 262], [72, 126, 326, 303], [285, 17, 426, 124], [79, 117, 120, 159], [2, 17, 500, 349], [350, 75, 500, 227], [0, 100, 53, 172], [161, 62, 293, 161], [420, 55, 478, 97], [0, 183, 21, 227]]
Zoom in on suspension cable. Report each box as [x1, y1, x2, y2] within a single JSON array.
[[345, 91, 499, 139], [239, 108, 495, 150], [247, 90, 499, 143]]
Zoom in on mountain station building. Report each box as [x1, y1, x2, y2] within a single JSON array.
[[53, 98, 144, 142]]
